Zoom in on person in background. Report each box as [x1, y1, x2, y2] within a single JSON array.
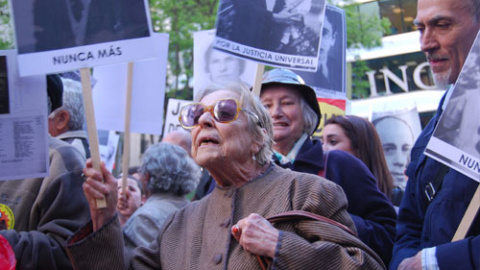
[[161, 129, 192, 156], [121, 142, 200, 252], [322, 115, 401, 207], [260, 68, 396, 266], [66, 82, 384, 269], [391, 0, 480, 269], [0, 74, 89, 270], [372, 115, 414, 190], [48, 77, 90, 159], [116, 175, 145, 226], [127, 166, 141, 180]]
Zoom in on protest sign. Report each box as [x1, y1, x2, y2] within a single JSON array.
[[313, 97, 346, 137], [10, 0, 155, 76], [424, 31, 480, 241], [92, 33, 169, 135], [213, 0, 326, 71], [193, 29, 257, 97], [163, 98, 192, 136], [372, 107, 422, 188], [296, 4, 346, 97], [0, 50, 49, 181], [425, 31, 480, 182]]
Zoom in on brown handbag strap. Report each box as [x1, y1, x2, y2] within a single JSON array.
[[256, 210, 355, 270]]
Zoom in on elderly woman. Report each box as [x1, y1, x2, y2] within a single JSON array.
[[260, 68, 397, 265], [65, 83, 384, 269], [122, 142, 200, 253]]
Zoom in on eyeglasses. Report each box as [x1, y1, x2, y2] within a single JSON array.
[[179, 98, 243, 129]]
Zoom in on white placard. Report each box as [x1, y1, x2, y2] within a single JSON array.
[[10, 0, 156, 76], [213, 0, 326, 71], [194, 29, 257, 97], [92, 33, 169, 135], [163, 98, 191, 136], [0, 50, 49, 181], [426, 31, 480, 182]]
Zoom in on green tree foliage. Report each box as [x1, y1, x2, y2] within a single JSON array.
[[344, 4, 391, 49], [341, 2, 391, 99], [0, 0, 14, 50], [149, 0, 219, 100]]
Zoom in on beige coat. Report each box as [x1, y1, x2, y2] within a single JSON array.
[[66, 164, 385, 269]]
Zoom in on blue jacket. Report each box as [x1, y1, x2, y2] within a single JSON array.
[[390, 94, 480, 269], [274, 137, 397, 266]]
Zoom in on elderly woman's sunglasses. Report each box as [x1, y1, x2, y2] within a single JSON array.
[[179, 98, 243, 129]]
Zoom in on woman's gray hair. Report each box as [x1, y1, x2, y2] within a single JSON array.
[[139, 142, 201, 196], [299, 96, 319, 135], [195, 82, 273, 165], [60, 78, 85, 131]]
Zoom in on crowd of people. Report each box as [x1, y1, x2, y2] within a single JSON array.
[[1, 0, 480, 269]]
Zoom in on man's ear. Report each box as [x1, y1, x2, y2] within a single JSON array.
[[55, 109, 70, 132]]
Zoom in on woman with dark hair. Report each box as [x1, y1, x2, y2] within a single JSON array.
[[323, 115, 396, 204]]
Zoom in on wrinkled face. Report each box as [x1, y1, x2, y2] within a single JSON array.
[[322, 123, 354, 156], [117, 178, 143, 217], [319, 16, 336, 63], [260, 86, 305, 152], [375, 118, 414, 187], [208, 51, 243, 84], [415, 0, 480, 88], [191, 90, 256, 169]]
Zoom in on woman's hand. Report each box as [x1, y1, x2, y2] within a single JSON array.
[[231, 213, 279, 258], [82, 159, 118, 231]]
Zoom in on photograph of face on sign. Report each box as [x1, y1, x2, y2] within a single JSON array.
[[425, 32, 480, 181], [372, 107, 421, 189], [10, 0, 155, 76], [296, 4, 345, 98], [193, 30, 257, 97], [214, 0, 326, 71]]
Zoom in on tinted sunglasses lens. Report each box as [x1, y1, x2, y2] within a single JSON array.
[[181, 104, 204, 127], [214, 99, 238, 122]]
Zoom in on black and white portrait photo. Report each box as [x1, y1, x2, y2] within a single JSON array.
[[296, 4, 345, 96], [214, 0, 326, 71], [372, 107, 422, 189], [11, 0, 150, 54], [193, 30, 256, 96], [425, 32, 480, 181], [432, 38, 480, 158]]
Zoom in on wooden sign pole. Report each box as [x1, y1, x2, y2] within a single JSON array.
[[452, 184, 480, 241], [80, 68, 106, 208], [121, 62, 134, 194], [251, 64, 265, 97]]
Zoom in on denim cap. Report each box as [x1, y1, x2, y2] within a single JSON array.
[[261, 68, 321, 131]]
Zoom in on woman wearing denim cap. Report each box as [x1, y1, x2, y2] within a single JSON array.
[[260, 68, 397, 265], [66, 82, 384, 269]]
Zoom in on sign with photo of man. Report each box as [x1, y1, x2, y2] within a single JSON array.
[[214, 0, 327, 71], [426, 31, 480, 182], [296, 4, 346, 98], [10, 0, 155, 76]]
